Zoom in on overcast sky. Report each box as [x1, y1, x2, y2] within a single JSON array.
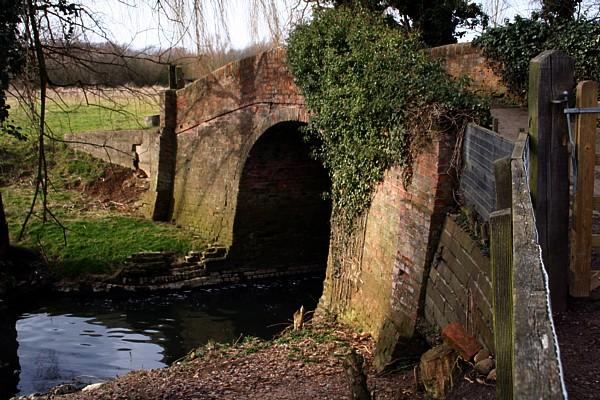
[[85, 0, 300, 51], [85, 0, 542, 51]]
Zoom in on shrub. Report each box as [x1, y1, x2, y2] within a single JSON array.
[[287, 6, 490, 228], [474, 14, 600, 101]]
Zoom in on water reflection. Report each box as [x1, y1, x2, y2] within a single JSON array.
[[17, 313, 165, 394], [3, 277, 322, 398]]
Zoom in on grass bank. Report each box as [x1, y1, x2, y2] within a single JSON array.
[[1, 87, 206, 280], [3, 186, 205, 279]]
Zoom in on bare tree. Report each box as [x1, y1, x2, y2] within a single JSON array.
[[484, 0, 511, 26]]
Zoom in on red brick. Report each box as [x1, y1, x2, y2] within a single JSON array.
[[442, 322, 483, 360]]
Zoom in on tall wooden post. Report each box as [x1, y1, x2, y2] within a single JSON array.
[[528, 50, 574, 311], [169, 65, 177, 90], [490, 208, 513, 400], [570, 81, 598, 297]]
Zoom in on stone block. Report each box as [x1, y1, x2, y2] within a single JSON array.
[[419, 342, 459, 400]]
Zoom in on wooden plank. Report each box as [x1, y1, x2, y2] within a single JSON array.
[[511, 157, 565, 399], [570, 81, 598, 297], [593, 234, 600, 247], [595, 154, 600, 165], [493, 157, 512, 210], [569, 81, 600, 297], [490, 208, 513, 400], [528, 50, 574, 311], [593, 196, 600, 210]]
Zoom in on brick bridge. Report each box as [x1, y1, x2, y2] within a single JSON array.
[[68, 44, 504, 368], [148, 48, 331, 271]]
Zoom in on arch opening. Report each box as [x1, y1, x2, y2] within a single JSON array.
[[229, 121, 332, 272]]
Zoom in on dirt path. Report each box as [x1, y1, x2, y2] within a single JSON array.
[[44, 321, 423, 400], [555, 297, 600, 400]]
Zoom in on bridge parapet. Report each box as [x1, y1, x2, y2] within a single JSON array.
[[175, 47, 305, 135]]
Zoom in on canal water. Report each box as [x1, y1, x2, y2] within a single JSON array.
[[0, 277, 323, 399]]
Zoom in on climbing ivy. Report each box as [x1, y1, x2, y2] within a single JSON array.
[[474, 14, 600, 101], [287, 6, 490, 228]]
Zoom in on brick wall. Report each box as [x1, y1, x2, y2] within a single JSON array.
[[175, 47, 304, 134], [145, 90, 178, 221], [429, 42, 506, 95], [167, 48, 308, 245], [425, 215, 494, 352], [319, 134, 457, 370]]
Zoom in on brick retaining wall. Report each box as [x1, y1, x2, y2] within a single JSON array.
[[429, 42, 506, 95], [424, 215, 494, 352]]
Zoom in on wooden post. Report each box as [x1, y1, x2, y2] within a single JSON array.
[[493, 156, 512, 210], [490, 208, 513, 400], [0, 192, 9, 257], [570, 81, 598, 297], [528, 50, 574, 311], [168, 65, 177, 89]]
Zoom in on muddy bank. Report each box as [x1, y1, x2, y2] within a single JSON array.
[[9, 319, 497, 400], [12, 320, 423, 400]]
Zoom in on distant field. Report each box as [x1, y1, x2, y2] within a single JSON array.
[[6, 87, 161, 139]]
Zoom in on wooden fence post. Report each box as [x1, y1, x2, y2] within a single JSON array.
[[570, 80, 598, 297], [169, 65, 177, 89], [493, 156, 512, 210], [528, 50, 574, 311], [491, 208, 513, 400]]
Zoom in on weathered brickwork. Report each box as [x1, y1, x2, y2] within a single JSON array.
[[429, 43, 506, 95], [320, 134, 457, 369], [66, 45, 501, 363], [146, 90, 178, 221], [175, 47, 304, 134], [169, 48, 307, 246], [424, 215, 494, 352], [227, 122, 331, 269]]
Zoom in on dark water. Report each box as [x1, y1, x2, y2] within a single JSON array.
[[0, 277, 323, 399]]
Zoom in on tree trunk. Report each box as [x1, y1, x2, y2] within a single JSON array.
[[0, 193, 9, 257]]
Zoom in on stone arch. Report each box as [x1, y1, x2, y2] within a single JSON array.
[[227, 120, 332, 270]]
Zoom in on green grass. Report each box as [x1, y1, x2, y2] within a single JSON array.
[[3, 186, 205, 279], [0, 134, 107, 187], [1, 88, 206, 280], [7, 88, 159, 139]]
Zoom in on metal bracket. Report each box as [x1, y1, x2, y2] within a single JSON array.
[[563, 106, 600, 193]]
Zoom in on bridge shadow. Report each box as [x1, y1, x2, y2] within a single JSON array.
[[0, 310, 19, 399], [227, 121, 332, 271]]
